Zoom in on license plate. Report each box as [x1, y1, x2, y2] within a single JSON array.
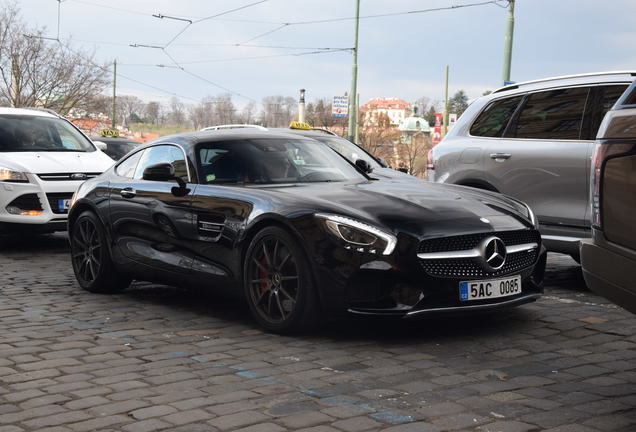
[[459, 275, 521, 301], [58, 199, 70, 212]]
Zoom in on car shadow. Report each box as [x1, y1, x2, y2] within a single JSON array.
[[0, 232, 69, 254], [122, 280, 538, 342]]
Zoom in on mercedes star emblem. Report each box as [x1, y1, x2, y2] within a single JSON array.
[[479, 236, 507, 271]]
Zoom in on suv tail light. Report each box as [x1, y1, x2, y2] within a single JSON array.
[[426, 149, 435, 172], [591, 143, 604, 228], [591, 142, 634, 229]]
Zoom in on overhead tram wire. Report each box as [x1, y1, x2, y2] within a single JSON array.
[[160, 0, 271, 48], [214, 0, 506, 45], [118, 48, 352, 67]]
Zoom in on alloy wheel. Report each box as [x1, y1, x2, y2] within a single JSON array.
[[248, 236, 299, 324], [71, 217, 102, 283]]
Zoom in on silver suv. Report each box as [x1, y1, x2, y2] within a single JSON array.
[[429, 71, 634, 261]]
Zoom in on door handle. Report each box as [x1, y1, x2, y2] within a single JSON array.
[[120, 187, 136, 198], [490, 153, 512, 160]]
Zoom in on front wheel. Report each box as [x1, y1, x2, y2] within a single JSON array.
[[70, 211, 131, 293], [243, 226, 319, 333]]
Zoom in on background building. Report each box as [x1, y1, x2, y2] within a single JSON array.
[[361, 98, 410, 127]]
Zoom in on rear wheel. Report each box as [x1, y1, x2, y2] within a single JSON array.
[[70, 211, 131, 293], [243, 226, 319, 333]]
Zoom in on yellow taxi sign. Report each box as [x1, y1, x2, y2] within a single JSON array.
[[289, 121, 312, 130], [100, 129, 120, 138]]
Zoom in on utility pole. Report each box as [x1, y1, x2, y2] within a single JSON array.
[[501, 0, 515, 85], [112, 59, 117, 129], [298, 88, 306, 123], [443, 65, 449, 137], [354, 92, 360, 144], [347, 0, 360, 143]]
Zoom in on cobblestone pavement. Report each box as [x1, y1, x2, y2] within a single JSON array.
[[0, 234, 635, 432]]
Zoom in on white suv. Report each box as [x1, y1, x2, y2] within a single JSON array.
[[0, 108, 114, 233]]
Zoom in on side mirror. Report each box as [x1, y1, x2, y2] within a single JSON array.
[[93, 141, 107, 151], [355, 158, 373, 173], [143, 163, 175, 181], [398, 167, 409, 174]]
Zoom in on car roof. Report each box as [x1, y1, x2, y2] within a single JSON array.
[[150, 128, 312, 148], [268, 128, 339, 138], [491, 71, 636, 96], [0, 107, 58, 118]]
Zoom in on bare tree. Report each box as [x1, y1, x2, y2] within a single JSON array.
[[144, 101, 162, 125], [118, 95, 145, 126], [0, 3, 109, 115], [397, 132, 431, 178], [167, 96, 186, 126], [357, 111, 399, 163], [213, 93, 236, 125], [261, 95, 296, 127], [239, 101, 256, 124]]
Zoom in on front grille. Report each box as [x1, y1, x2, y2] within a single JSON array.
[[7, 194, 43, 211], [38, 172, 100, 181], [46, 193, 74, 214], [418, 230, 541, 278]]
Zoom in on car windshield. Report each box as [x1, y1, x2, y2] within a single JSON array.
[[0, 114, 95, 152], [311, 135, 383, 169], [197, 138, 367, 184], [101, 141, 139, 160]]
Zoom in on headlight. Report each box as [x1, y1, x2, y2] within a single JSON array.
[[316, 213, 397, 255], [0, 166, 29, 183]]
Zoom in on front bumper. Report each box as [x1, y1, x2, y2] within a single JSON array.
[[0, 173, 83, 230], [309, 226, 547, 318]]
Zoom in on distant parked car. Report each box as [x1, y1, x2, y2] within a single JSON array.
[[429, 71, 635, 261], [0, 108, 114, 233], [581, 80, 636, 313], [90, 132, 142, 161]]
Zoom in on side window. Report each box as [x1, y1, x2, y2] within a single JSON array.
[[511, 87, 589, 140], [168, 146, 189, 181], [115, 151, 143, 178], [588, 85, 630, 138], [198, 145, 244, 184], [470, 96, 522, 137], [134, 145, 186, 181]]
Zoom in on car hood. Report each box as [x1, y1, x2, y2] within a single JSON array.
[[0, 151, 114, 174], [263, 180, 533, 238], [370, 167, 417, 180]]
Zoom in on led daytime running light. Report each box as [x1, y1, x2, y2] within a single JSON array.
[[316, 213, 397, 255]]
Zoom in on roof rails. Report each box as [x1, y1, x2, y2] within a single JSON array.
[[201, 124, 268, 131], [311, 128, 338, 136], [492, 70, 636, 94]]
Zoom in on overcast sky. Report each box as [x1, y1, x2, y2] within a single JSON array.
[[14, 0, 636, 107]]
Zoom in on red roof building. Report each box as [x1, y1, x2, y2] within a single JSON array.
[[361, 98, 410, 127]]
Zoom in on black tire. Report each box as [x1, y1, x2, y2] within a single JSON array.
[[70, 211, 131, 293], [243, 226, 319, 333]]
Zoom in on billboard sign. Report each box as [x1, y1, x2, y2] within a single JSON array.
[[332, 95, 349, 118]]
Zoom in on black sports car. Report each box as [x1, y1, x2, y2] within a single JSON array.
[[68, 129, 546, 332]]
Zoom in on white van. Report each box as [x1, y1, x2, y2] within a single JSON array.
[[0, 107, 114, 233]]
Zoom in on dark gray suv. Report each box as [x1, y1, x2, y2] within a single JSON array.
[[581, 80, 636, 313], [429, 71, 635, 261]]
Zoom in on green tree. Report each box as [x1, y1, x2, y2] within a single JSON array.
[[424, 106, 437, 127], [449, 90, 469, 117]]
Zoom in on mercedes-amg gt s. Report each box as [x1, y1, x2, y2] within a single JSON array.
[[68, 129, 546, 332]]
